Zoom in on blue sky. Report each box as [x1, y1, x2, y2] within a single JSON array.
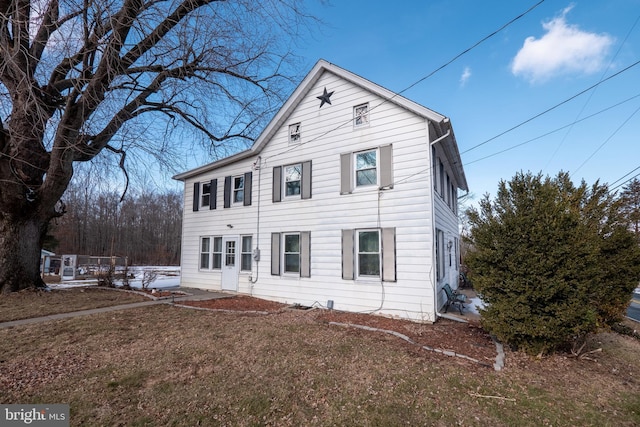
[[294, 0, 640, 203]]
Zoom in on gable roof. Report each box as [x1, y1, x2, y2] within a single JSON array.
[[173, 59, 468, 191]]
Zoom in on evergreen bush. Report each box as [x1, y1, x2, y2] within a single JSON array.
[[465, 172, 640, 355]]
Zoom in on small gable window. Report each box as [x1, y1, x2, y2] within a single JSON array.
[[289, 123, 301, 144], [354, 103, 369, 127]]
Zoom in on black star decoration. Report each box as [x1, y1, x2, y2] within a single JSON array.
[[317, 87, 334, 108]]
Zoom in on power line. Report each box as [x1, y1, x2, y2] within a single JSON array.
[[464, 93, 640, 165], [609, 165, 640, 188], [543, 13, 640, 171], [610, 170, 640, 192], [460, 59, 640, 155], [570, 103, 640, 178], [263, 0, 547, 163]]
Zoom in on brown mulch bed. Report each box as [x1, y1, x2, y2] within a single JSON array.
[[180, 295, 290, 312], [183, 295, 498, 366]]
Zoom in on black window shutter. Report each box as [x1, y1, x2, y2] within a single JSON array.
[[272, 166, 282, 203], [223, 176, 231, 208], [209, 179, 217, 210], [193, 182, 200, 212], [302, 161, 312, 199], [244, 171, 252, 206]]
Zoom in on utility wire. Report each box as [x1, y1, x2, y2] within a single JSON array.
[[609, 164, 640, 188], [570, 103, 640, 178], [464, 93, 640, 165], [263, 0, 547, 163], [460, 59, 640, 155], [543, 13, 640, 171], [610, 170, 640, 192]]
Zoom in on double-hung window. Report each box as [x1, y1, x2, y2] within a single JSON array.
[[201, 182, 211, 207], [284, 164, 302, 197], [271, 231, 311, 277], [357, 230, 381, 277], [233, 176, 244, 203], [355, 150, 377, 187], [241, 236, 252, 271], [354, 103, 369, 127], [212, 237, 222, 269], [192, 179, 217, 211], [200, 237, 211, 269], [200, 237, 222, 270], [340, 145, 392, 194], [284, 233, 300, 273], [341, 228, 396, 282]]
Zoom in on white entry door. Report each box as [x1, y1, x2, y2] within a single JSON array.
[[221, 236, 239, 291]]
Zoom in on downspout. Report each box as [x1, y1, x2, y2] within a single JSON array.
[[430, 126, 450, 321], [249, 156, 262, 292]]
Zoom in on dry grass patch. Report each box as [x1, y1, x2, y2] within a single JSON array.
[[1, 304, 639, 426], [0, 287, 149, 322]]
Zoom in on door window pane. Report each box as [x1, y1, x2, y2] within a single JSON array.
[[225, 240, 236, 266]]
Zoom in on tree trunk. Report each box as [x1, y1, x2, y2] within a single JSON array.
[[0, 216, 48, 293]]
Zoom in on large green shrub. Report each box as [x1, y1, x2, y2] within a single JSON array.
[[465, 172, 640, 355]]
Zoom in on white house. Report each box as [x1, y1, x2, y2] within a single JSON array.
[[173, 60, 468, 322]]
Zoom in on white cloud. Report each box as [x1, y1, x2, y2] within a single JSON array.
[[460, 66, 472, 86], [511, 5, 614, 83]]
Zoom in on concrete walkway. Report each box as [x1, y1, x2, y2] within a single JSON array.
[[0, 288, 228, 330]]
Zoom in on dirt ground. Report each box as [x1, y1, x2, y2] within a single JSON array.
[[181, 296, 499, 367]]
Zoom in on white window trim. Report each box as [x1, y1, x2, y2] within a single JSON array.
[[289, 122, 301, 144], [283, 163, 302, 199], [282, 232, 301, 275], [353, 148, 379, 190], [356, 229, 381, 279], [353, 103, 370, 128]]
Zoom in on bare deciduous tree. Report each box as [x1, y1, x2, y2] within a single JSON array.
[[0, 0, 315, 292]]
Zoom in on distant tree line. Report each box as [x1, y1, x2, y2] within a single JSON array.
[[47, 183, 183, 266]]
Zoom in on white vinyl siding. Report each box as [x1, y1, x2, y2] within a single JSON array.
[[178, 65, 463, 322]]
